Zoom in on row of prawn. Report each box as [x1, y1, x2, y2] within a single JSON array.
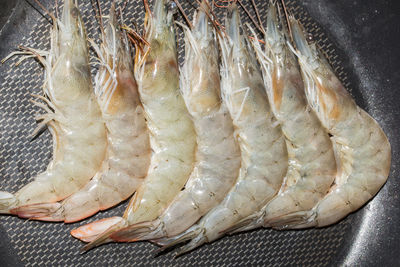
[[0, 0, 390, 256]]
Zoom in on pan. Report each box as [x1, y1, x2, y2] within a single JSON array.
[[0, 0, 398, 266]]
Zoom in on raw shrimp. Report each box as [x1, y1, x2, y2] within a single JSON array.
[[151, 4, 288, 255], [71, 0, 196, 249], [100, 0, 241, 242], [12, 4, 151, 223], [0, 0, 107, 213], [278, 17, 391, 228], [228, 2, 336, 232]]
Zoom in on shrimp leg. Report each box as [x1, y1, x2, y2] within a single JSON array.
[[282, 17, 391, 228], [12, 3, 151, 223], [71, 0, 197, 249], [0, 0, 107, 213], [153, 4, 288, 255], [102, 0, 241, 242]]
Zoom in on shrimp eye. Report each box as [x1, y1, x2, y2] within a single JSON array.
[[71, 7, 79, 19], [168, 1, 177, 13], [277, 23, 283, 31]]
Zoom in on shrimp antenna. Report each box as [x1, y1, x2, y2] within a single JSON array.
[[250, 0, 262, 31], [116, 0, 129, 18], [96, 0, 105, 37], [213, 0, 236, 9], [123, 25, 150, 48], [90, 0, 104, 37], [143, 0, 152, 37], [120, 0, 129, 13], [123, 23, 150, 67], [173, 0, 193, 29], [280, 0, 293, 41], [143, 0, 151, 15], [96, 0, 104, 28], [237, 0, 264, 35], [120, 23, 148, 74], [32, 0, 57, 22], [208, 0, 229, 36], [18, 45, 47, 67], [54, 0, 58, 19], [210, 9, 227, 37]]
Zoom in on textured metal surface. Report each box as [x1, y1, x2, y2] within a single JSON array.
[[0, 0, 398, 266]]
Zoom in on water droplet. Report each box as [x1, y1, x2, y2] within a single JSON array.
[[307, 33, 314, 42]]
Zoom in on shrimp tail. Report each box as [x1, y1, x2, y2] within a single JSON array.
[[174, 232, 207, 257], [0, 191, 16, 213], [108, 219, 164, 242], [149, 232, 193, 247], [155, 226, 204, 255], [223, 211, 265, 235], [268, 210, 317, 229], [71, 216, 126, 246], [10, 202, 64, 221], [149, 236, 172, 247]]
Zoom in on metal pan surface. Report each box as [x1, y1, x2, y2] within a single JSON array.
[[0, 0, 398, 266]]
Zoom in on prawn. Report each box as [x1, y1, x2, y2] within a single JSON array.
[[228, 1, 337, 232], [0, 0, 107, 214], [71, 0, 197, 249], [278, 16, 391, 228], [11, 3, 151, 223], [100, 0, 241, 242], [152, 4, 288, 255]]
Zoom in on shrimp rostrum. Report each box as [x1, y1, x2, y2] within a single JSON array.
[[71, 0, 197, 249], [284, 16, 391, 227], [0, 0, 107, 214], [12, 3, 151, 223], [103, 0, 241, 243], [153, 4, 288, 255]]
